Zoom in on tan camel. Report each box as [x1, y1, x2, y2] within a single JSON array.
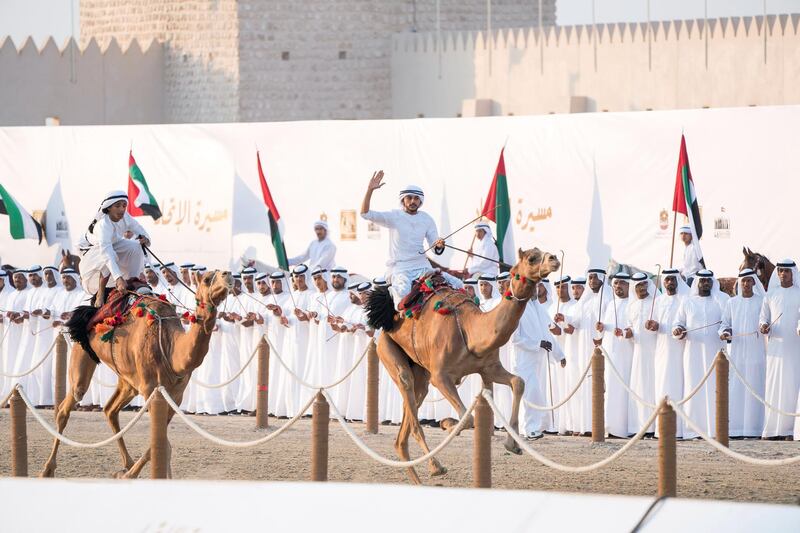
[[40, 270, 233, 478], [367, 247, 560, 484]]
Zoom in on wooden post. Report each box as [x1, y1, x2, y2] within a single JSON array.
[[256, 337, 270, 429], [715, 350, 729, 447], [591, 347, 605, 442], [10, 388, 28, 477], [311, 392, 329, 481], [472, 392, 493, 488], [657, 399, 677, 497], [150, 389, 170, 479], [365, 339, 379, 434], [54, 333, 68, 412]]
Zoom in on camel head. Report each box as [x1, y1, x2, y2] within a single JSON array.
[[195, 270, 233, 325], [515, 247, 560, 283]]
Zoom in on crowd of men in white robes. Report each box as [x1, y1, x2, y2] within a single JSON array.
[[2, 224, 800, 441]]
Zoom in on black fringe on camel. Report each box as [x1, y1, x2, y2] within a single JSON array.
[[65, 305, 101, 364], [365, 286, 396, 332]]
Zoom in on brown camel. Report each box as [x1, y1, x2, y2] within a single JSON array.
[[40, 270, 232, 478], [366, 247, 560, 484]]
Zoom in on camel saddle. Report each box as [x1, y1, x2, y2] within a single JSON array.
[[397, 272, 453, 316], [86, 278, 151, 332]]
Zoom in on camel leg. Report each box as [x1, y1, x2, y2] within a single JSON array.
[[40, 345, 98, 477], [409, 363, 447, 477], [104, 382, 137, 478], [377, 335, 428, 484], [481, 362, 524, 455], [430, 371, 473, 434]]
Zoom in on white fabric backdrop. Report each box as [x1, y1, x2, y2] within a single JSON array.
[[1, 105, 798, 277]]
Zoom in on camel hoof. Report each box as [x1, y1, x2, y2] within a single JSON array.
[[111, 469, 129, 479], [39, 466, 55, 478], [504, 436, 522, 455], [430, 465, 448, 477], [439, 418, 458, 432]]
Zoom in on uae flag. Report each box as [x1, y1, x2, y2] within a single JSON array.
[[482, 147, 514, 265], [256, 151, 289, 270], [0, 182, 43, 243], [672, 134, 704, 262], [127, 151, 162, 220]]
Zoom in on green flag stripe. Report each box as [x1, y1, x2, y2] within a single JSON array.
[[129, 163, 155, 204], [269, 213, 288, 270], [0, 183, 27, 239], [494, 173, 511, 262]]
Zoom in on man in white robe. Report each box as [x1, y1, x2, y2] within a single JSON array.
[[719, 268, 766, 438], [759, 260, 800, 439], [512, 293, 556, 440], [265, 271, 292, 415], [1, 270, 31, 399], [652, 269, 688, 438], [288, 221, 337, 272], [14, 266, 48, 403], [625, 272, 658, 435], [79, 191, 150, 302], [550, 276, 575, 434], [360, 172, 460, 303], [562, 268, 611, 436], [274, 265, 314, 417], [466, 223, 499, 278], [678, 226, 704, 285], [321, 267, 354, 406], [596, 272, 633, 438], [673, 269, 727, 439], [179, 263, 195, 287], [160, 262, 191, 309], [30, 266, 64, 406], [463, 275, 479, 301]]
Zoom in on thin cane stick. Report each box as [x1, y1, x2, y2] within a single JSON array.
[[546, 348, 555, 429], [648, 264, 662, 322], [555, 250, 566, 317], [419, 205, 503, 254]]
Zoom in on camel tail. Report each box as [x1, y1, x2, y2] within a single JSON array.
[[65, 305, 101, 364], [366, 286, 396, 332]]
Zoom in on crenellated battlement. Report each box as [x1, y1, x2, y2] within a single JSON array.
[[393, 14, 800, 54]]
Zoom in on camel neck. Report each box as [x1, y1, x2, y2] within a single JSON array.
[[172, 311, 216, 375]]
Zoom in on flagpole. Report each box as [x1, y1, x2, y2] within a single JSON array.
[[461, 197, 484, 274], [668, 211, 677, 268]]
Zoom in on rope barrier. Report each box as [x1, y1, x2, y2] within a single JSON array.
[[599, 346, 658, 409], [483, 389, 659, 473], [322, 387, 477, 468], [725, 351, 800, 417], [193, 339, 261, 389], [264, 336, 368, 391], [14, 384, 156, 448], [0, 337, 58, 378], [599, 346, 717, 409], [158, 386, 315, 448], [669, 400, 800, 466], [523, 355, 592, 411]]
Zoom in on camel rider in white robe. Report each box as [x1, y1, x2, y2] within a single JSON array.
[[360, 170, 462, 304], [467, 223, 500, 278], [719, 268, 766, 438], [678, 225, 704, 285], [288, 220, 337, 272], [652, 268, 689, 438], [673, 269, 727, 439], [759, 259, 800, 439], [625, 272, 658, 435], [596, 272, 634, 438], [80, 191, 151, 306]]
